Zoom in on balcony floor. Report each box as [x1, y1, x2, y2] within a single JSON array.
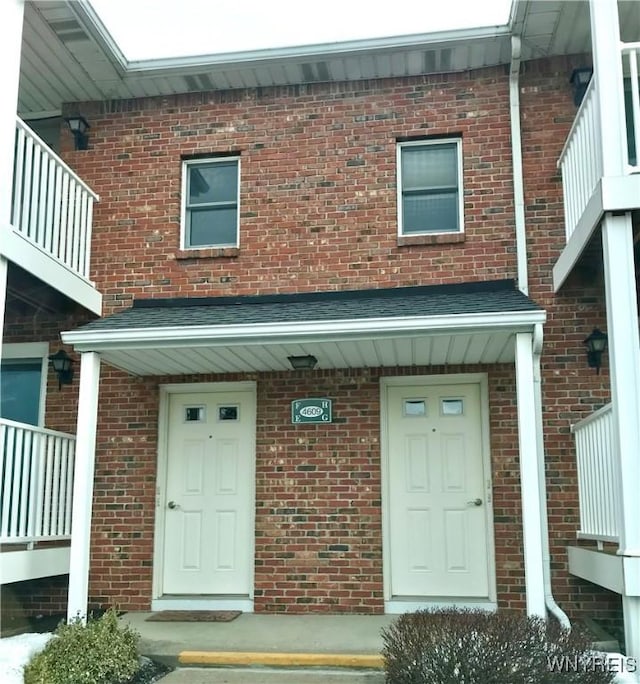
[[1, 223, 101, 316], [0, 543, 70, 584]]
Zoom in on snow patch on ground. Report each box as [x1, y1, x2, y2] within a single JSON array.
[[0, 632, 53, 684]]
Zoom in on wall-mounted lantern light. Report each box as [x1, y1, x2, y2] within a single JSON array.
[[287, 355, 318, 370], [583, 328, 607, 374], [49, 349, 74, 389], [569, 67, 593, 107], [64, 114, 90, 150]]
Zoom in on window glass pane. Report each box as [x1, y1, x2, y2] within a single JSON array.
[[403, 399, 426, 417], [403, 192, 458, 233], [188, 206, 238, 246], [624, 83, 638, 166], [188, 162, 238, 205], [0, 360, 42, 426], [402, 144, 457, 190]]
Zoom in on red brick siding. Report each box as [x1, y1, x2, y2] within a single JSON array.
[[83, 365, 523, 613], [519, 56, 616, 620], [49, 56, 616, 619], [63, 69, 517, 312], [3, 308, 93, 434], [1, 576, 69, 620]]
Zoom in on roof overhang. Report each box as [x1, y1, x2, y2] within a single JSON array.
[[62, 309, 546, 376], [22, 1, 621, 119]]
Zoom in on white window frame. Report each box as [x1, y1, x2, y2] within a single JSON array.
[[1, 342, 49, 427], [396, 138, 464, 237], [180, 156, 241, 249]]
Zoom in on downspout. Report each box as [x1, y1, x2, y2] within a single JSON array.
[[533, 324, 571, 630], [511, 38, 571, 629], [510, 36, 528, 295]]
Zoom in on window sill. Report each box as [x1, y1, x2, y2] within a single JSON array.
[[174, 248, 240, 260], [397, 233, 465, 247]]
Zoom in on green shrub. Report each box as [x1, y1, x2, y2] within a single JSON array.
[[24, 608, 140, 684], [381, 608, 615, 684]]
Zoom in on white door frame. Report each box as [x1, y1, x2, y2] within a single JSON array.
[[380, 373, 497, 613], [152, 381, 257, 611]]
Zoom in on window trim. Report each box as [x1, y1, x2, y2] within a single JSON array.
[[180, 156, 241, 250], [396, 138, 464, 238], [1, 342, 49, 427]]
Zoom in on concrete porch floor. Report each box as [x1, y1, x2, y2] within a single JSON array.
[[121, 612, 395, 671]]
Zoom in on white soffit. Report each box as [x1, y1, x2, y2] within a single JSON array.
[[61, 310, 546, 376]]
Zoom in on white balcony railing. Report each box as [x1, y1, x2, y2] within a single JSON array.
[[0, 419, 75, 543], [11, 118, 98, 281], [557, 76, 602, 242], [571, 403, 620, 542], [558, 43, 640, 241]]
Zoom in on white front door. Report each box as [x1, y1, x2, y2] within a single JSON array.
[[162, 390, 255, 595], [385, 382, 490, 599]]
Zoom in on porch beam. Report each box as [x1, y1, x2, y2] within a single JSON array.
[[67, 352, 101, 622], [515, 331, 546, 617]]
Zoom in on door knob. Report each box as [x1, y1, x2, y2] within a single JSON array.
[[467, 498, 483, 507], [167, 500, 179, 509]]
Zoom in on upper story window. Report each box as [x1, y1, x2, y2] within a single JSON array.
[[397, 138, 463, 236], [181, 157, 240, 249]]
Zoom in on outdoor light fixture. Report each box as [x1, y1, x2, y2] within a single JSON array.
[[583, 328, 607, 374], [49, 349, 74, 389], [287, 355, 318, 370], [64, 114, 90, 150], [569, 67, 593, 107]]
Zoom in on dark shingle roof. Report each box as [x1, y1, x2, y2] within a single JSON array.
[[78, 280, 542, 333]]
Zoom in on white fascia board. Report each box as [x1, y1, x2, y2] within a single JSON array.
[[61, 309, 546, 351], [72, 1, 129, 73]]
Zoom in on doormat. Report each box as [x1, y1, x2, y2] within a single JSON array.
[[146, 610, 241, 622]]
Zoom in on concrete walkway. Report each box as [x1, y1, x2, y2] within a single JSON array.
[[121, 612, 394, 682], [160, 668, 385, 683]]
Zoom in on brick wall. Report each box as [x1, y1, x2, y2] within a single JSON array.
[[1, 576, 69, 621], [51, 55, 617, 619], [63, 67, 517, 311], [518, 56, 616, 620], [3, 308, 93, 434], [84, 364, 522, 614]]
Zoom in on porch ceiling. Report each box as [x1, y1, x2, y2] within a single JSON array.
[[77, 330, 531, 376], [60, 281, 546, 376]]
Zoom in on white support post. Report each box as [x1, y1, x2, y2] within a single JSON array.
[[589, 0, 627, 176], [515, 331, 546, 617], [0, 256, 7, 356], [623, 595, 640, 662], [0, 0, 24, 357], [601, 212, 640, 663], [67, 352, 101, 623], [0, 0, 24, 225], [601, 213, 640, 556]]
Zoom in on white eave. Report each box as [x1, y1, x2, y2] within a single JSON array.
[[20, 1, 607, 118], [61, 309, 546, 376], [20, 0, 515, 117]]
